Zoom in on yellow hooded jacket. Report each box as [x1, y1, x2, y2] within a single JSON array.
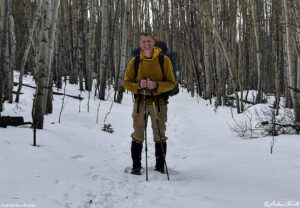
[[124, 47, 176, 105]]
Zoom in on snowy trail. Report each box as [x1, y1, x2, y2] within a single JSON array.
[[1, 76, 300, 208], [166, 93, 300, 208]]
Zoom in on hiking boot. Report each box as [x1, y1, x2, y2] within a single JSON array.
[[131, 140, 143, 175], [155, 141, 166, 174], [131, 167, 143, 175]]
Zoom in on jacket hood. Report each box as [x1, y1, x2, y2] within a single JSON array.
[[140, 46, 162, 61]]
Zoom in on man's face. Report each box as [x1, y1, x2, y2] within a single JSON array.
[[139, 35, 155, 53]]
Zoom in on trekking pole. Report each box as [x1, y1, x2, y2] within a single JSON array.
[[143, 88, 149, 181], [151, 91, 170, 180]]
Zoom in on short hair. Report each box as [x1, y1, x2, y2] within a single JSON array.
[[140, 32, 154, 39]]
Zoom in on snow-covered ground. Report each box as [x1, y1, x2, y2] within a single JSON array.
[[1, 74, 300, 208]]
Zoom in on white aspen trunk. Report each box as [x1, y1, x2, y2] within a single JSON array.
[[68, 0, 77, 84], [113, 0, 123, 100], [188, 45, 195, 97], [9, 11, 16, 80], [0, 0, 9, 112], [47, 0, 60, 78], [133, 0, 139, 44], [5, 8, 14, 104], [44, 0, 60, 113], [87, 0, 96, 91], [203, 1, 213, 100], [272, 0, 281, 115], [78, 0, 87, 91], [33, 27, 41, 77], [5, 29, 10, 102], [187, 38, 200, 95], [116, 0, 129, 103], [283, 0, 300, 122], [251, 0, 263, 103], [145, 0, 151, 31], [297, 31, 300, 101], [282, 2, 292, 108], [139, 0, 144, 32], [274, 41, 280, 114], [113, 24, 120, 85], [295, 3, 300, 105], [163, 0, 169, 42], [230, 0, 241, 112], [55, 15, 62, 88], [34, 0, 52, 129], [0, 1, 3, 32], [128, 0, 134, 58], [15, 0, 43, 102], [77, 1, 84, 91], [98, 0, 109, 100], [203, 26, 211, 99], [215, 43, 222, 106], [158, 0, 163, 39], [191, 7, 202, 96], [150, 0, 156, 34], [182, 38, 191, 94], [213, 0, 221, 106], [238, 10, 244, 112], [169, 0, 175, 49]]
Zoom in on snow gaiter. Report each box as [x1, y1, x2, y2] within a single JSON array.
[[131, 140, 143, 170], [155, 141, 167, 173]]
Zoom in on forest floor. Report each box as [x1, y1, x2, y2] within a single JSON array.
[[1, 74, 300, 208]]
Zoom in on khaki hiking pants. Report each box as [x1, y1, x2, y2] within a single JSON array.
[[131, 102, 168, 143]]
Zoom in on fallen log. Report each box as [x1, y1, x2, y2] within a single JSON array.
[[13, 91, 24, 94], [288, 86, 300, 93], [13, 82, 35, 89], [261, 121, 300, 133], [227, 96, 267, 105], [0, 116, 32, 128], [52, 91, 84, 100], [13, 82, 83, 100]]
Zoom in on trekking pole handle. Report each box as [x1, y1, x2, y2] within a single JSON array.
[[140, 78, 150, 90]]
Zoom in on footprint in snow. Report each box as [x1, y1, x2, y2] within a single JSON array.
[[92, 174, 101, 182], [71, 155, 85, 160], [55, 179, 67, 185]]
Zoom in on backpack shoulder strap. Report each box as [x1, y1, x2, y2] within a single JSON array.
[[158, 53, 165, 80], [134, 55, 140, 81]]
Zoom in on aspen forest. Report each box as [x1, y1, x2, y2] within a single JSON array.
[[1, 1, 300, 207], [0, 0, 299, 130]]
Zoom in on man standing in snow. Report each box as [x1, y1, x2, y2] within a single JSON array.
[[124, 32, 175, 175]]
